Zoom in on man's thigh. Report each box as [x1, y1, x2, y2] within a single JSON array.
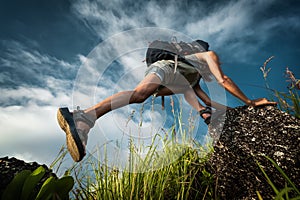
[[156, 84, 191, 96], [134, 73, 162, 96]]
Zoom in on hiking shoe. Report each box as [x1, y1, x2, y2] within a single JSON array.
[[199, 106, 212, 125], [57, 107, 95, 162]]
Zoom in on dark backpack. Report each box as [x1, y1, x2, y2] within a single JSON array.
[[145, 39, 210, 110], [145, 39, 209, 67]]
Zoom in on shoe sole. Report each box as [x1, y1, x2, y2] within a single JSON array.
[[57, 107, 85, 162]]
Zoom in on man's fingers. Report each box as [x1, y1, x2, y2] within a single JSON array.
[[259, 102, 277, 106], [252, 98, 277, 106]]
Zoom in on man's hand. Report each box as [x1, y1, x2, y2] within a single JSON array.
[[249, 98, 277, 107]]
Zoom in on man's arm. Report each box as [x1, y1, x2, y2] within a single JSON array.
[[195, 51, 277, 107], [193, 84, 230, 110]]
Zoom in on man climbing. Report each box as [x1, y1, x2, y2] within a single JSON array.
[[57, 39, 277, 162]]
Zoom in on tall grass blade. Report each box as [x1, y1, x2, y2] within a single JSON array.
[[274, 187, 292, 200], [265, 156, 300, 195], [256, 160, 279, 194]]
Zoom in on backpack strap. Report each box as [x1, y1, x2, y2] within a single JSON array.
[[171, 37, 182, 73], [172, 41, 183, 53], [174, 54, 178, 74]]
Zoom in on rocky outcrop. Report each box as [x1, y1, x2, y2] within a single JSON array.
[[207, 106, 300, 199]]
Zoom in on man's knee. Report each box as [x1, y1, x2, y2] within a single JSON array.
[[183, 89, 193, 97], [218, 75, 230, 85], [183, 89, 197, 102]]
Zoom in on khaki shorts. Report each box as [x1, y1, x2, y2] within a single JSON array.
[[145, 60, 200, 87]]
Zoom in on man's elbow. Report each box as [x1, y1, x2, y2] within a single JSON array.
[[217, 75, 230, 86]]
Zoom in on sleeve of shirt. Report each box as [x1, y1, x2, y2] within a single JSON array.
[[184, 54, 209, 74]]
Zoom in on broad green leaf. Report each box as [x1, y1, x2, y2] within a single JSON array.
[[21, 166, 46, 200], [35, 176, 56, 200], [1, 170, 31, 200], [54, 176, 74, 199]]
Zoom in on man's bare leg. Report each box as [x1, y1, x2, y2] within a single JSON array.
[[72, 74, 161, 153], [193, 84, 230, 110], [82, 73, 162, 122], [58, 74, 163, 162], [156, 85, 211, 120]]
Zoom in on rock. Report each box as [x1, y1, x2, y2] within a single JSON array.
[[207, 105, 300, 199], [0, 156, 57, 195]]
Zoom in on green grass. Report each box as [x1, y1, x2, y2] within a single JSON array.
[[68, 146, 214, 200], [257, 156, 300, 200], [51, 107, 215, 199], [69, 120, 214, 199], [260, 56, 300, 118]]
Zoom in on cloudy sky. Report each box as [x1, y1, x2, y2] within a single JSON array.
[[0, 0, 299, 170]]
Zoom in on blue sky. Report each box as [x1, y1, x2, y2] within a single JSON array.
[[0, 0, 299, 168]]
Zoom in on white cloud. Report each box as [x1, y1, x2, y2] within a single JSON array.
[[0, 40, 78, 90], [184, 0, 280, 56], [71, 0, 138, 37], [0, 40, 78, 165], [70, 0, 285, 64], [1, 40, 72, 69], [0, 104, 66, 165]]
